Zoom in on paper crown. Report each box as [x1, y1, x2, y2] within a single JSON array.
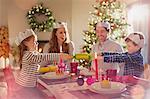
[[96, 21, 110, 30], [126, 32, 145, 48], [15, 29, 36, 46], [53, 22, 67, 29]]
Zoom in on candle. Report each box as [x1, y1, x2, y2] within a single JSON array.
[[60, 46, 62, 53], [95, 52, 97, 59], [0, 57, 5, 69], [94, 52, 98, 81], [6, 58, 9, 67], [38, 48, 42, 53]]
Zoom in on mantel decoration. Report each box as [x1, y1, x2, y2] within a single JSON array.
[[0, 26, 9, 58], [0, 26, 9, 68], [26, 4, 55, 32]]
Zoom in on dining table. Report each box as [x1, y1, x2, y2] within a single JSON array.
[[37, 70, 150, 99]]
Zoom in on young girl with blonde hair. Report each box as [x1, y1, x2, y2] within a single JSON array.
[[9, 29, 71, 99]]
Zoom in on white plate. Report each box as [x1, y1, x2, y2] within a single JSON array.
[[89, 82, 126, 94], [41, 72, 69, 79], [80, 68, 95, 76]]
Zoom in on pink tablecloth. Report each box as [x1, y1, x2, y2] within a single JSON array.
[[39, 75, 150, 99]]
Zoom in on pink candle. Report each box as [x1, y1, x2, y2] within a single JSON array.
[[95, 52, 98, 81]]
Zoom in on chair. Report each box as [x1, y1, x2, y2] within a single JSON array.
[[144, 64, 150, 80], [0, 71, 7, 99], [3, 66, 18, 98]]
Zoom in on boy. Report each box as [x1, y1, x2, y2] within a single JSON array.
[[98, 32, 145, 77]]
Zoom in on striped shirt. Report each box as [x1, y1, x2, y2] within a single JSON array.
[[16, 51, 59, 87], [103, 50, 144, 77]]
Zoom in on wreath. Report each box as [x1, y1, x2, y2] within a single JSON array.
[[26, 4, 55, 32]]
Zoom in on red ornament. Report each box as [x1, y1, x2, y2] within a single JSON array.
[[77, 76, 84, 86], [86, 76, 95, 85]]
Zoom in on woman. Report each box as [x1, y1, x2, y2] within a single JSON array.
[[43, 22, 74, 55], [43, 22, 74, 67]]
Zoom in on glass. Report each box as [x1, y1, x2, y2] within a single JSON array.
[[70, 62, 78, 74], [106, 69, 117, 81]]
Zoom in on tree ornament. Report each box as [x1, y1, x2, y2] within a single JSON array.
[[81, 0, 129, 67], [77, 76, 84, 86]]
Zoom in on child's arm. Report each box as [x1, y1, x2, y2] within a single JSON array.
[[24, 51, 72, 63], [24, 51, 59, 63], [101, 52, 128, 63]]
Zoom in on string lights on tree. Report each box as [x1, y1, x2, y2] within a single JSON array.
[[81, 0, 129, 67]]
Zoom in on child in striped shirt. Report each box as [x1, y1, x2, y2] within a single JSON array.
[[9, 29, 72, 99], [98, 32, 145, 77]]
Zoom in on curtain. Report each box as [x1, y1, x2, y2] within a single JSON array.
[[127, 2, 150, 64]]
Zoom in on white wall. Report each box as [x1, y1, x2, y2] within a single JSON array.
[[5, 0, 96, 53], [72, 0, 95, 53], [0, 0, 2, 25], [7, 0, 72, 43], [7, 0, 35, 44], [0, 0, 8, 26], [38, 0, 72, 40]]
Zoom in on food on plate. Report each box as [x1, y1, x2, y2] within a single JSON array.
[[55, 69, 64, 75], [49, 65, 57, 72], [100, 79, 111, 89], [41, 72, 68, 79]]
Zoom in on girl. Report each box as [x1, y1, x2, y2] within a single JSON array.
[[9, 29, 71, 99]]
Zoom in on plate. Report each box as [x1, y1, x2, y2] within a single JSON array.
[[41, 72, 69, 80], [89, 82, 126, 94], [80, 68, 95, 76]]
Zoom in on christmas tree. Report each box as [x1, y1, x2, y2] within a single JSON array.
[[80, 0, 129, 67]]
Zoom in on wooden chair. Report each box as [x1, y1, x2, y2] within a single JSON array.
[[0, 71, 7, 99], [144, 64, 150, 80]]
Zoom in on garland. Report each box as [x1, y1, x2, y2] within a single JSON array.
[[0, 26, 9, 58], [26, 4, 55, 32]]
